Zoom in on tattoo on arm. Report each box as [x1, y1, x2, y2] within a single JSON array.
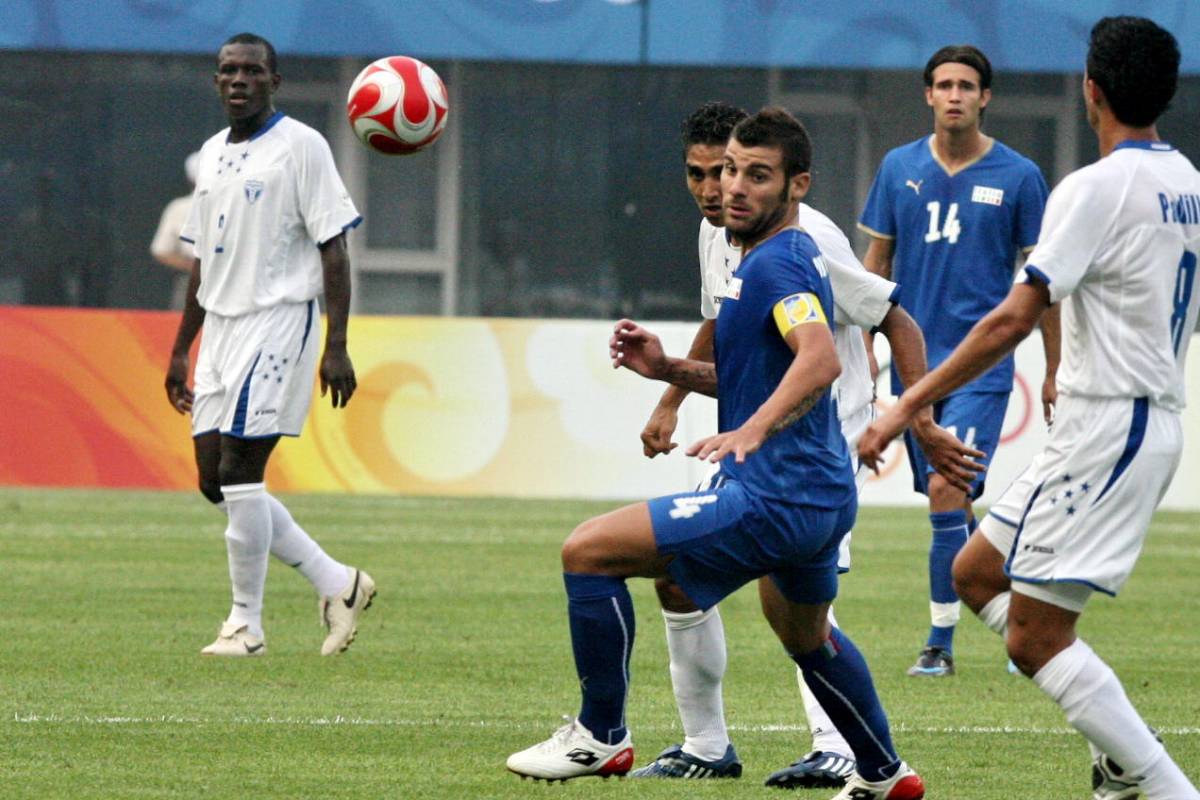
[[664, 360, 718, 397], [766, 388, 825, 437]]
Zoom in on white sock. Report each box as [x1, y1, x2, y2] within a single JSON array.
[[221, 483, 271, 638], [264, 494, 351, 597], [663, 607, 730, 761], [797, 606, 851, 757], [1033, 639, 1199, 800], [978, 592, 1009, 636]]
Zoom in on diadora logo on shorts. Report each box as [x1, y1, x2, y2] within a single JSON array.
[[253, 408, 277, 417], [669, 494, 718, 520], [1023, 544, 1055, 554], [244, 179, 264, 204], [971, 185, 1004, 206]]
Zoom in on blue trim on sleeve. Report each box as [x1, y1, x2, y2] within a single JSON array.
[[1024, 265, 1052, 286], [986, 511, 1019, 529], [230, 351, 262, 436], [1093, 397, 1149, 504], [869, 283, 903, 334], [343, 215, 363, 232], [1114, 140, 1174, 152]]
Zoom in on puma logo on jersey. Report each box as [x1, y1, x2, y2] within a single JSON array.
[[905, 179, 923, 195]]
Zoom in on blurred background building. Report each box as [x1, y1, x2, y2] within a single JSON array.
[[2, 0, 1198, 320]]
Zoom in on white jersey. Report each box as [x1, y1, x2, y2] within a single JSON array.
[[1025, 141, 1200, 411], [182, 113, 361, 317], [698, 205, 898, 419]]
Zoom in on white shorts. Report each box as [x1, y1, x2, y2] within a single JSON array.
[[192, 299, 320, 439], [978, 394, 1181, 599], [834, 401, 876, 572]]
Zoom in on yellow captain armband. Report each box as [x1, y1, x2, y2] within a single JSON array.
[[773, 292, 827, 337]]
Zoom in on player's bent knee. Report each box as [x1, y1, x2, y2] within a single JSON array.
[[928, 473, 967, 510], [561, 519, 606, 574]]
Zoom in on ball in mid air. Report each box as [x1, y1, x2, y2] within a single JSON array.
[[347, 56, 449, 155]]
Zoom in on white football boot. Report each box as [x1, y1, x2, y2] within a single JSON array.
[[200, 622, 265, 657], [830, 762, 926, 800], [319, 568, 376, 655], [1093, 752, 1144, 800], [507, 717, 634, 781]]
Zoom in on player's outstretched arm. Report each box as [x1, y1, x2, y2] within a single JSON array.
[[875, 304, 983, 491], [318, 233, 356, 409], [858, 281, 1050, 471], [688, 322, 839, 464], [1038, 302, 1061, 424], [610, 319, 718, 397], [638, 318, 715, 458], [165, 257, 205, 414]]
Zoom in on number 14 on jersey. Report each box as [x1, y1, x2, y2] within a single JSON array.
[[925, 201, 961, 244]]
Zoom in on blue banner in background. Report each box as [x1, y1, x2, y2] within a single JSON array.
[[3, 0, 1197, 73]]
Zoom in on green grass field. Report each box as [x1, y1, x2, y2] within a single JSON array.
[[1, 488, 1197, 799]]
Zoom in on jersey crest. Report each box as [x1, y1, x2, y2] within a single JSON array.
[[244, 179, 264, 204]]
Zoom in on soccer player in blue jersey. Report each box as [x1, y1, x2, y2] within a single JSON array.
[[860, 18, 1199, 798], [507, 107, 926, 800], [859, 45, 1056, 677]]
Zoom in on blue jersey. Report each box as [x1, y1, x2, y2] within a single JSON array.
[[859, 136, 1048, 394], [713, 229, 855, 507]]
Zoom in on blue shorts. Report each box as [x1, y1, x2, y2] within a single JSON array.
[[647, 477, 857, 610], [904, 390, 1009, 500]]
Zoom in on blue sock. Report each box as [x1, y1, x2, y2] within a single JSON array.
[[928, 510, 969, 651], [794, 628, 900, 782], [563, 572, 635, 745]]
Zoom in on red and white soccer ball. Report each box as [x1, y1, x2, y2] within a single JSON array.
[[347, 56, 449, 156]]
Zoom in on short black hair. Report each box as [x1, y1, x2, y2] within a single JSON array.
[[220, 32, 278, 75], [681, 101, 748, 157], [729, 106, 812, 178], [923, 44, 992, 90], [1087, 16, 1179, 127]]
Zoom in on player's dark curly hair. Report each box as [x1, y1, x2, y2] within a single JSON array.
[[1087, 16, 1179, 127], [923, 45, 992, 90], [221, 32, 278, 75], [680, 101, 748, 157], [730, 107, 812, 178]]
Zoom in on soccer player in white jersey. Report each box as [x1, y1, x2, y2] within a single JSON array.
[[860, 17, 1200, 799], [624, 102, 979, 788], [164, 33, 375, 658]]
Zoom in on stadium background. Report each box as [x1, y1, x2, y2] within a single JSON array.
[[2, 0, 1200, 507]]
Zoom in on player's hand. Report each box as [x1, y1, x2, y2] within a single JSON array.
[[610, 319, 668, 380], [857, 404, 911, 473], [1042, 372, 1058, 426], [165, 352, 193, 414], [641, 404, 679, 458], [320, 346, 356, 409], [910, 414, 986, 493], [687, 423, 765, 465]]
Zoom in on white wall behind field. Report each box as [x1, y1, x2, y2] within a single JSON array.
[[633, 325, 1200, 511]]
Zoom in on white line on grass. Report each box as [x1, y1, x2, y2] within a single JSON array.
[[10, 713, 1200, 736]]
